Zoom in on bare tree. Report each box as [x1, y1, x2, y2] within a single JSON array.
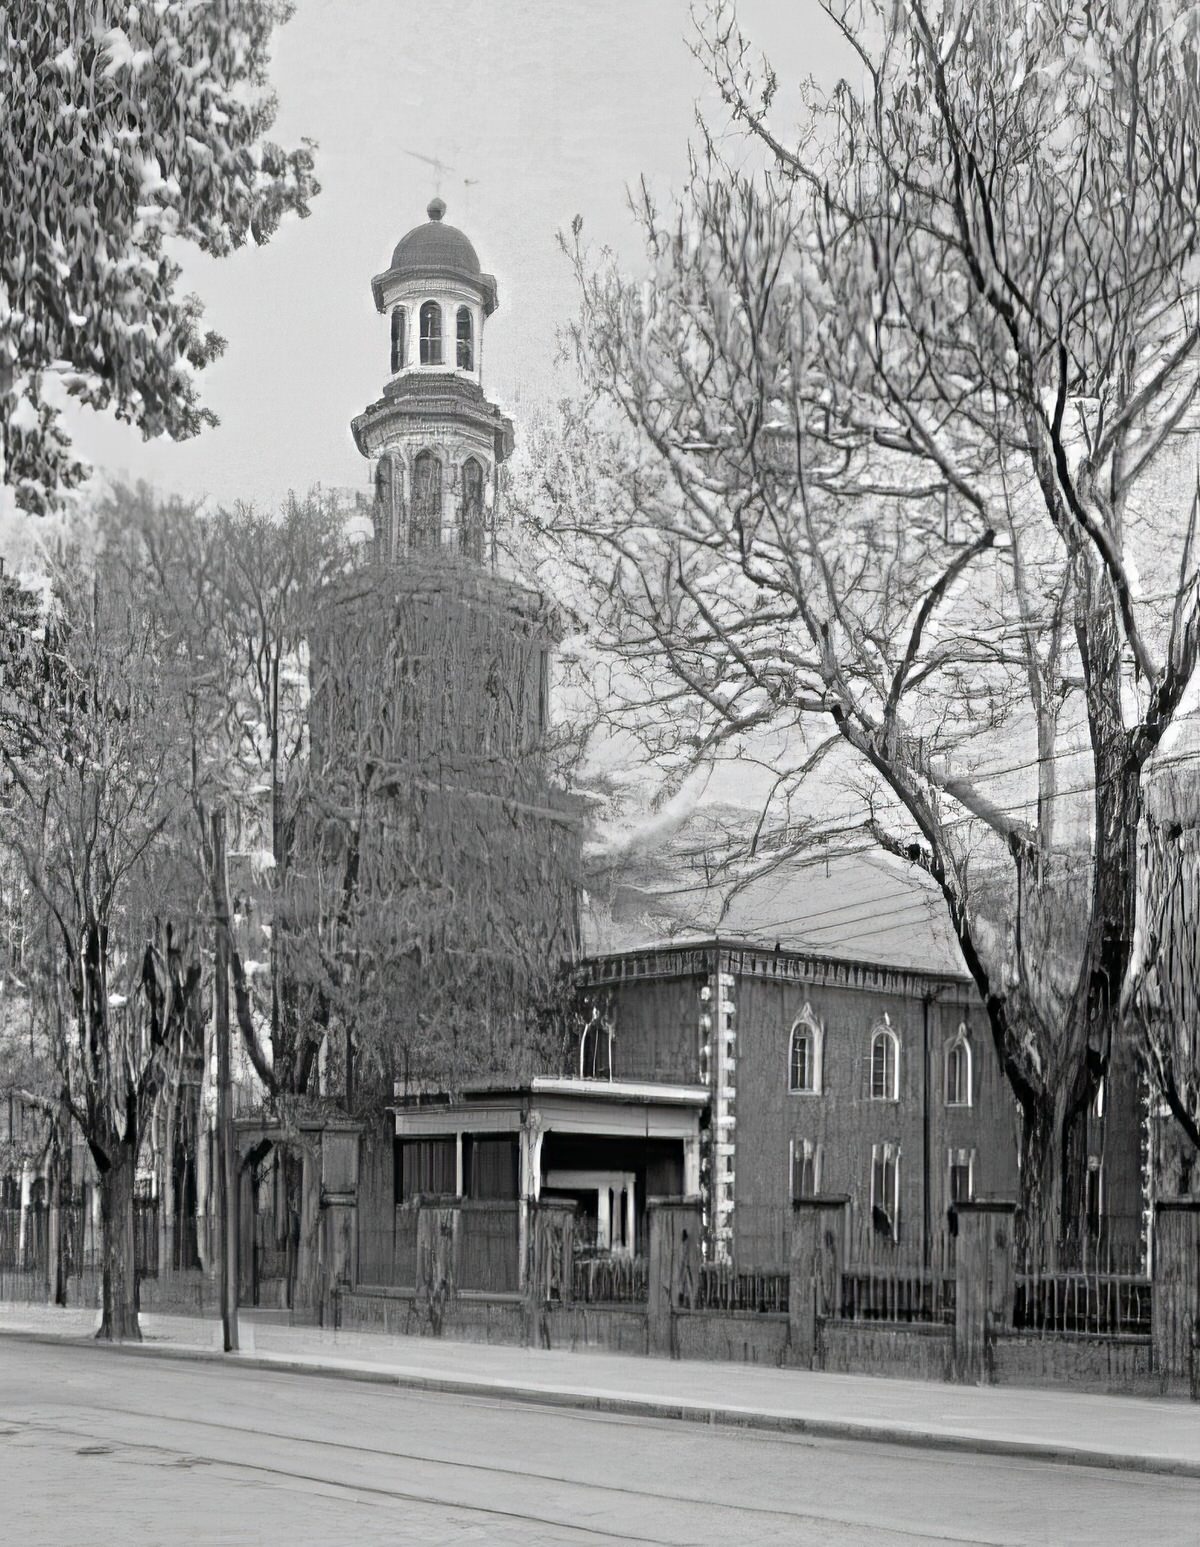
[[0, 544, 202, 1338], [543, 0, 1200, 1254], [1126, 770, 1200, 1166]]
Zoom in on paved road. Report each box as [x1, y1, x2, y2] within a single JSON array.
[[3, 1340, 1198, 1545]]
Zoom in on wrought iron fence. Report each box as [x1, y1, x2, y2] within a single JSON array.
[[839, 1265, 956, 1324], [1013, 1269, 1151, 1337], [571, 1252, 648, 1304], [696, 1261, 789, 1315]]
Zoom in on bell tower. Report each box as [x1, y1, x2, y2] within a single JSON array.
[[351, 199, 515, 563]]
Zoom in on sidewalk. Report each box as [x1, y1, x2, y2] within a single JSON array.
[[4, 1300, 1199, 1478]]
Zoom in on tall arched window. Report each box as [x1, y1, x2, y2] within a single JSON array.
[[374, 457, 393, 556], [788, 1004, 822, 1094], [870, 1024, 900, 1101], [945, 1027, 972, 1107], [456, 306, 474, 371], [460, 457, 485, 561], [390, 306, 406, 373], [411, 451, 442, 548], [419, 301, 443, 365]]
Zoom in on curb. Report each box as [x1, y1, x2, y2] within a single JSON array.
[[4, 1324, 1199, 1481]]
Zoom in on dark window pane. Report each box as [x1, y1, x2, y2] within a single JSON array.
[[420, 301, 443, 365], [460, 457, 485, 560], [412, 451, 442, 548], [456, 306, 474, 370]]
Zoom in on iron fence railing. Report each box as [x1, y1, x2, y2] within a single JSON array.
[[696, 1261, 789, 1315], [1013, 1270, 1151, 1337], [571, 1252, 648, 1304], [838, 1265, 956, 1324]]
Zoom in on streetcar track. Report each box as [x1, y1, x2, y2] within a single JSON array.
[[10, 1415, 678, 1547], [6, 1406, 1009, 1547]]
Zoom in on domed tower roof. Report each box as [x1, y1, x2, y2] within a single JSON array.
[[390, 198, 481, 275], [371, 199, 498, 316]]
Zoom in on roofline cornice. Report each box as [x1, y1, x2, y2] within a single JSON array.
[[576, 936, 975, 1001]]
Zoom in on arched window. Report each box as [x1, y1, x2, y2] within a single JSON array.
[[374, 458, 393, 556], [788, 1004, 822, 1094], [456, 306, 474, 371], [411, 451, 442, 548], [870, 1024, 900, 1101], [945, 1027, 972, 1107], [460, 457, 485, 560], [419, 301, 443, 365], [390, 306, 406, 373]]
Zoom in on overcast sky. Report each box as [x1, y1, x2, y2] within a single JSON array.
[[63, 1, 847, 512]]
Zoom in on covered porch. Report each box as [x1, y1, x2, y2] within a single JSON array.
[[388, 1077, 706, 1282]]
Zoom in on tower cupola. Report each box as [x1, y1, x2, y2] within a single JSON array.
[[352, 201, 514, 565]]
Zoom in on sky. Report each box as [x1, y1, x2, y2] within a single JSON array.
[[62, 0, 849, 512]]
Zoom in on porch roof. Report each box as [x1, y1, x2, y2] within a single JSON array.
[[391, 1076, 707, 1141]]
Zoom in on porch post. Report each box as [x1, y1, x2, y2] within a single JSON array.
[[517, 1114, 543, 1292], [683, 1135, 701, 1198], [597, 1186, 611, 1251], [624, 1182, 636, 1255]]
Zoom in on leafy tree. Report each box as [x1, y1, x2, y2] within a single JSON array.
[[116, 487, 353, 1105], [1, 2, 318, 514], [546, 0, 1200, 1256]]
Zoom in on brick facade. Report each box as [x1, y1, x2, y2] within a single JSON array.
[[579, 941, 1021, 1266]]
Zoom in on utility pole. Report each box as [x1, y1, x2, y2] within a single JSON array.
[[212, 809, 239, 1352]]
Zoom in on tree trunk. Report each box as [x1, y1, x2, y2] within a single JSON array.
[[97, 1147, 141, 1342], [1017, 1078, 1093, 1269]]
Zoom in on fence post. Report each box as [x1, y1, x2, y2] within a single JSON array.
[[788, 1196, 848, 1368], [647, 1196, 703, 1357], [524, 1198, 577, 1348], [318, 1126, 360, 1328], [953, 1200, 1016, 1384], [1152, 1197, 1200, 1392], [415, 1195, 461, 1336]]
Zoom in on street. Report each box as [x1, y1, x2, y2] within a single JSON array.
[[1, 1339, 1196, 1545]]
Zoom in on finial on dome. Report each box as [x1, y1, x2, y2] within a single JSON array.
[[427, 197, 446, 222]]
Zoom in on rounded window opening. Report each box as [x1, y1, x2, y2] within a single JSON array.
[[419, 301, 443, 366], [945, 1028, 972, 1107], [456, 306, 474, 371], [870, 1025, 900, 1101], [390, 306, 406, 373], [411, 450, 442, 548], [460, 457, 485, 561]]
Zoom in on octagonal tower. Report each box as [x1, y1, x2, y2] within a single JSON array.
[[352, 198, 515, 564]]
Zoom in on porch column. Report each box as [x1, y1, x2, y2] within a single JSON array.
[[683, 1135, 701, 1198], [18, 1161, 30, 1256], [517, 1114, 544, 1291], [624, 1182, 636, 1255]]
